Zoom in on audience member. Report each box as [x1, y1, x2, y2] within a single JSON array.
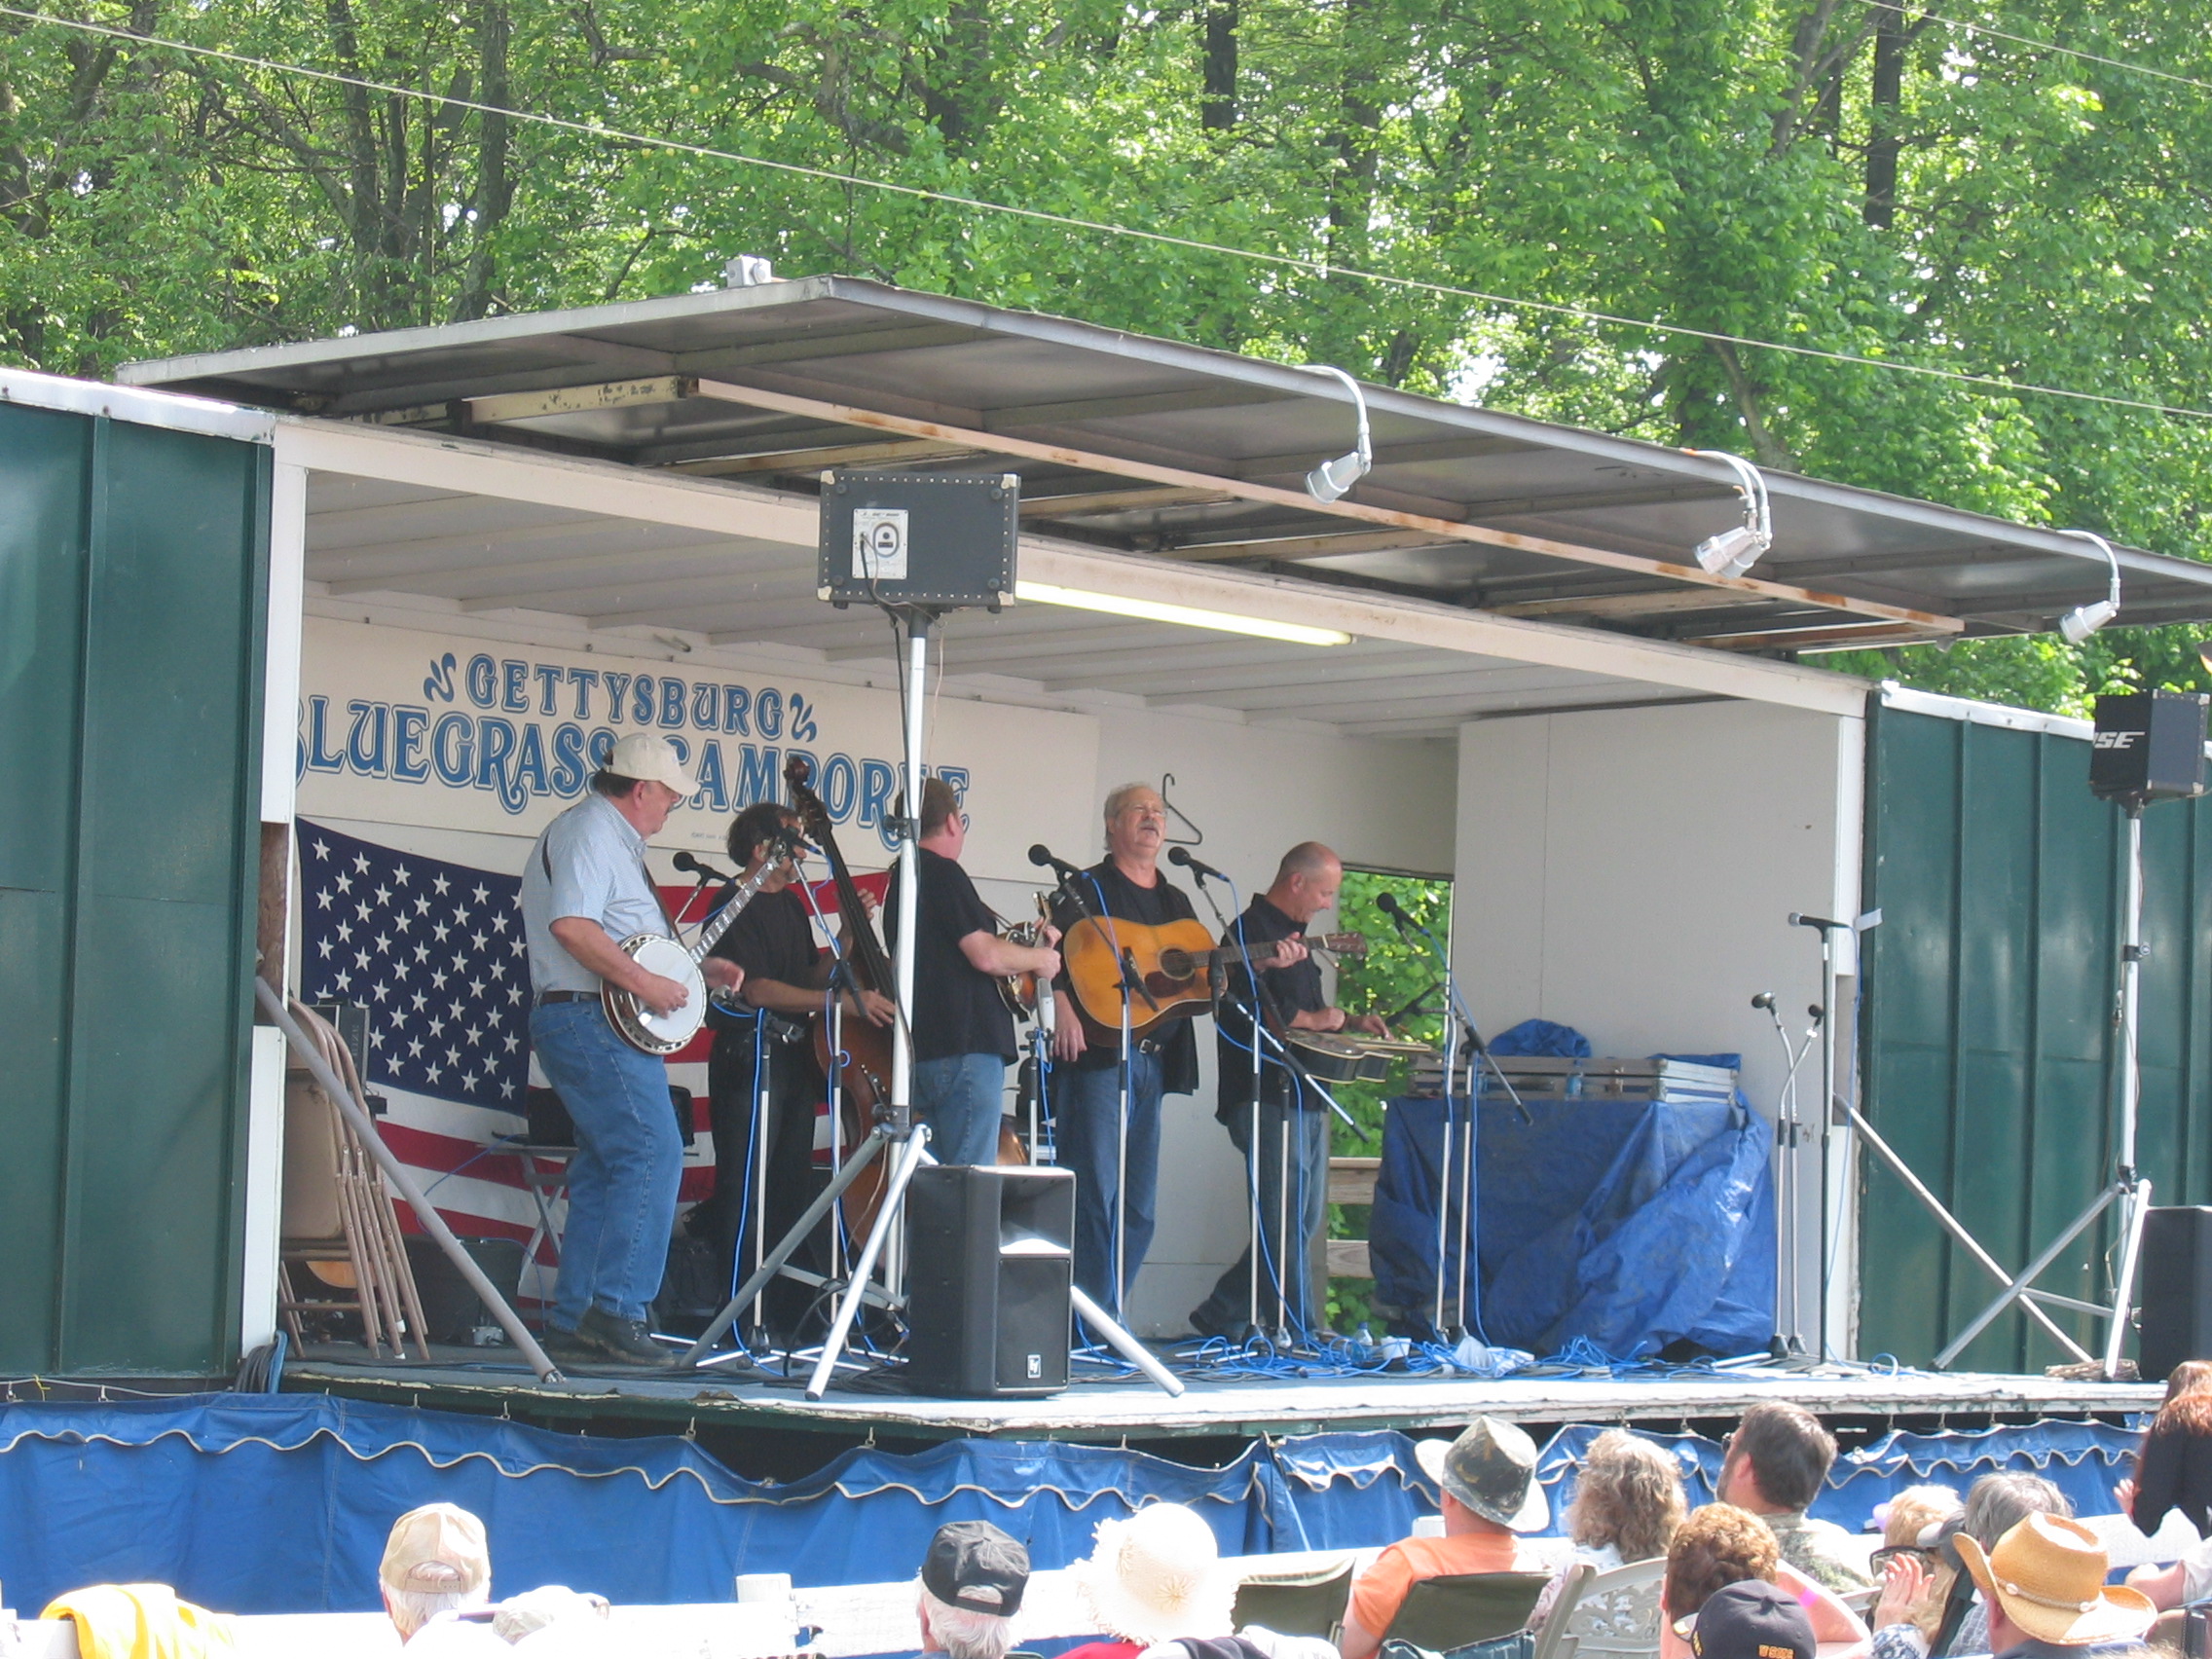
[[1877, 1488, 1964, 1553], [381, 1502, 504, 1652], [918, 1521, 1031, 1659], [1716, 1403, 1871, 1596], [1340, 1417, 1552, 1659], [1871, 1472, 2072, 1659], [1664, 1504, 1869, 1659], [1062, 1504, 1236, 1659], [1953, 1514, 2153, 1659], [1691, 1581, 1818, 1659], [2120, 1361, 2212, 1538], [1532, 1429, 1688, 1626]]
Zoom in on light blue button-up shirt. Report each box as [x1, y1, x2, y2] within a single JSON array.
[[521, 793, 670, 995]]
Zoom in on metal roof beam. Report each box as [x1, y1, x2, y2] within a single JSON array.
[[677, 375, 1964, 636], [983, 384, 1298, 430], [1235, 433, 1536, 477], [1494, 587, 1775, 620], [669, 438, 978, 476], [1020, 486, 1234, 517]]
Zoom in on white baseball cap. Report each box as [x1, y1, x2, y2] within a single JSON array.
[[605, 732, 695, 794]]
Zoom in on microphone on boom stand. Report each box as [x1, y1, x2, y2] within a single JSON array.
[[672, 849, 735, 884], [1165, 845, 1228, 886], [1375, 890, 1419, 940]]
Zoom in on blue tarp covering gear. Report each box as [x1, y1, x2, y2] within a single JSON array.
[[0, 1397, 2143, 1620], [1367, 1093, 1776, 1356], [1487, 1020, 1593, 1059]]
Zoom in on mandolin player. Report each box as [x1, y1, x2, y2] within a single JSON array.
[[1045, 782, 1204, 1320], [1188, 841, 1386, 1344], [882, 778, 1060, 1166]]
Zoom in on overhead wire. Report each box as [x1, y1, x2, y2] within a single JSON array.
[[1891, 4, 2212, 94], [5, 6, 2212, 424]]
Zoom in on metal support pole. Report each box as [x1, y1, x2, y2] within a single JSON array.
[[1071, 1286, 1186, 1396], [806, 1125, 932, 1399], [255, 978, 563, 1384]]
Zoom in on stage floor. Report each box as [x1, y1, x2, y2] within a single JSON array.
[[283, 1343, 2158, 1442]]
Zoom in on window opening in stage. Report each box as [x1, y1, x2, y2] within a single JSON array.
[[1326, 866, 1453, 1334]]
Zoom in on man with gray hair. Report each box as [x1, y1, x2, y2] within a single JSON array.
[[918, 1520, 1030, 1659], [1047, 783, 1202, 1318], [380, 1502, 503, 1650], [1190, 841, 1386, 1342]]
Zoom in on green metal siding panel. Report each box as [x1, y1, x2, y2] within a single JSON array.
[[1862, 702, 2212, 1370], [0, 405, 267, 1376], [0, 406, 92, 1370]]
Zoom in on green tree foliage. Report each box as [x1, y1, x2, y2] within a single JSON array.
[[4, 1, 2208, 710]]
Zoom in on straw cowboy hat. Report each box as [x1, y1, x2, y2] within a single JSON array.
[[1074, 1503, 1235, 1645], [1954, 1514, 2155, 1647]]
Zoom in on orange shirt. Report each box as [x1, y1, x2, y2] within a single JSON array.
[[1347, 1531, 1533, 1641]]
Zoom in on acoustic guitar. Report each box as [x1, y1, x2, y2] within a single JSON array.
[[1059, 915, 1365, 1041]]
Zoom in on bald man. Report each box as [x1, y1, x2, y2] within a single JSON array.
[[1189, 841, 1387, 1342]]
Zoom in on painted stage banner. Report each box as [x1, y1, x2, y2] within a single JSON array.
[[293, 617, 1098, 884]]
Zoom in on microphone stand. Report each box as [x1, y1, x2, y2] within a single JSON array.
[[1386, 903, 1521, 1341], [1755, 993, 1820, 1359]]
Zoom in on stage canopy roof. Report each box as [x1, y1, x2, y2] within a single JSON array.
[[117, 277, 2212, 736]]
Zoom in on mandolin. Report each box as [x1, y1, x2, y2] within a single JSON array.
[[1059, 915, 1366, 1041], [994, 892, 1057, 1033]]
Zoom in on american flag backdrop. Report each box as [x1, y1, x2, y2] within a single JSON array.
[[295, 820, 889, 1287], [297, 820, 717, 1283]]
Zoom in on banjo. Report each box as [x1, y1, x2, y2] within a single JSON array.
[[603, 836, 794, 1055]]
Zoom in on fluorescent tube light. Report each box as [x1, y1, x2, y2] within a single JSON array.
[[1014, 581, 1352, 646]]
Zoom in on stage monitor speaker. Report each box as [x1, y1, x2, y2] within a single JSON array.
[[2091, 691, 2207, 804], [2141, 1205, 2212, 1382], [904, 1163, 1073, 1399], [817, 471, 1019, 609]]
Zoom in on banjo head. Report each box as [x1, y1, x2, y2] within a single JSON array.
[[616, 933, 707, 1051]]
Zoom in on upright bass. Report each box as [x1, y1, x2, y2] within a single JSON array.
[[782, 756, 901, 1235]]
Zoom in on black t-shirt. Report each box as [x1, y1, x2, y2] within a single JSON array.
[[1050, 859, 1200, 1095], [1217, 893, 1325, 1114], [706, 886, 819, 1035], [884, 846, 1017, 1063]]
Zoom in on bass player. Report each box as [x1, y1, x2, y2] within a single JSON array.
[[1047, 782, 1203, 1319], [1189, 841, 1387, 1343], [687, 798, 893, 1339], [519, 733, 742, 1369]]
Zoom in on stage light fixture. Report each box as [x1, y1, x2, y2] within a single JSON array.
[[1300, 364, 1373, 503], [1014, 580, 1351, 646], [2055, 529, 2122, 645], [1685, 449, 1773, 578]]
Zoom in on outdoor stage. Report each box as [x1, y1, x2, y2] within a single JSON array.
[[281, 1343, 2159, 1442]]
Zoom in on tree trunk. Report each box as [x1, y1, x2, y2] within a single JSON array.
[[456, 1, 511, 321], [1201, 0, 1237, 130], [1864, 2, 1904, 228]]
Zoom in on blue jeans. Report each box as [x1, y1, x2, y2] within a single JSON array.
[[1191, 1096, 1330, 1336], [1051, 1049, 1164, 1317], [912, 1053, 1008, 1167], [529, 999, 684, 1328]]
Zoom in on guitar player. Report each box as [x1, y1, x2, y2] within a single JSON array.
[[1188, 841, 1388, 1343], [1046, 782, 1205, 1320], [519, 732, 743, 1369]]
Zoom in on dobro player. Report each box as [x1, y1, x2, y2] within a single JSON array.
[[1189, 841, 1386, 1342], [520, 733, 741, 1369]]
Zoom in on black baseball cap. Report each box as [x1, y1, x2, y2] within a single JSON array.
[[1690, 1581, 1816, 1659], [922, 1521, 1030, 1617]]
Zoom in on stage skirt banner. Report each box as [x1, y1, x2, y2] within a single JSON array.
[[0, 1395, 2144, 1619], [1368, 1093, 1776, 1358]]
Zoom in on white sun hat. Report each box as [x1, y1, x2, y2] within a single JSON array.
[[1073, 1502, 1237, 1645]]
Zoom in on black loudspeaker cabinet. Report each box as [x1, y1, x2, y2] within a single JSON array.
[[817, 471, 1019, 609], [2091, 691, 2207, 803], [2140, 1205, 2212, 1383], [904, 1164, 1074, 1399]]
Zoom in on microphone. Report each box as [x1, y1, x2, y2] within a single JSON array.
[[673, 850, 734, 882], [1375, 890, 1419, 938], [1788, 911, 1848, 931], [1751, 991, 1776, 1011], [1166, 845, 1227, 885], [1028, 843, 1085, 882]]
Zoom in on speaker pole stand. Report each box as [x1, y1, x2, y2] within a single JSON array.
[[1933, 799, 2151, 1378]]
